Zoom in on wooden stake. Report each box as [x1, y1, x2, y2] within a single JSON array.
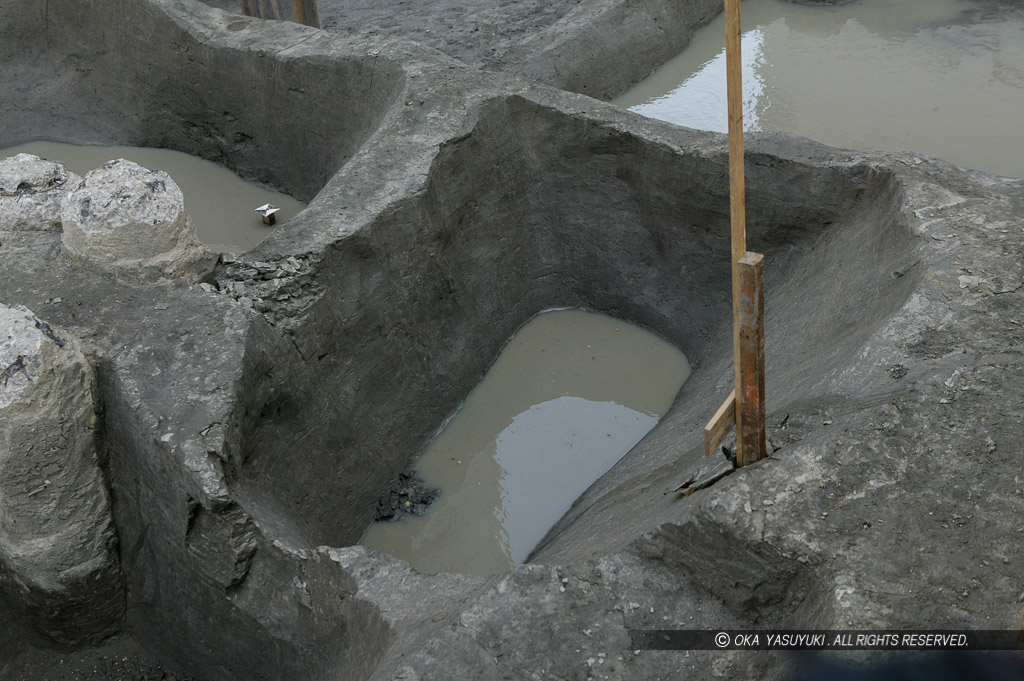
[[724, 0, 749, 462], [291, 0, 322, 28], [305, 0, 322, 28], [738, 252, 766, 465], [240, 0, 320, 27], [704, 390, 736, 457], [256, 0, 280, 20]]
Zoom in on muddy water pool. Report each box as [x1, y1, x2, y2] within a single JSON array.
[[615, 0, 1024, 178], [361, 309, 691, 575], [0, 141, 306, 253]]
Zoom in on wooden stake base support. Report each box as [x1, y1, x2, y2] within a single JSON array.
[[704, 252, 766, 467], [704, 390, 735, 457], [737, 251, 766, 466]]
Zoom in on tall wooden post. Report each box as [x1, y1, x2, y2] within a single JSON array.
[[725, 0, 748, 461], [700, 0, 767, 467]]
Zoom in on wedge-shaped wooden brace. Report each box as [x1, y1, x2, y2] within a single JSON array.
[[704, 390, 736, 457]]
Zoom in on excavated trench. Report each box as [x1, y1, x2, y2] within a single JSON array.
[[0, 140, 307, 252], [0, 1, 403, 677], [230, 94, 920, 562], [0, 0, 404, 214], [0, 1, 945, 680]]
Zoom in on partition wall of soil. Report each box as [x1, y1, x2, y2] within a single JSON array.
[[2, 1, 1023, 681]]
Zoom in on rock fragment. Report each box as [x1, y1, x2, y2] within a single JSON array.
[[375, 472, 439, 521]]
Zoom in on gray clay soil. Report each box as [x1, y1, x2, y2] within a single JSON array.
[[1, 1, 1022, 681]]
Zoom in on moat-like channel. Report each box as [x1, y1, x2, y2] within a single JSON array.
[[616, 0, 1024, 178], [0, 141, 306, 253]]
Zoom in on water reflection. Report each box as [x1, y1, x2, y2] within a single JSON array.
[[615, 0, 1024, 178], [628, 28, 767, 134], [361, 309, 690, 575], [493, 396, 659, 565]]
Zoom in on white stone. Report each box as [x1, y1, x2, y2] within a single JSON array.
[[60, 159, 208, 282], [0, 153, 81, 232]]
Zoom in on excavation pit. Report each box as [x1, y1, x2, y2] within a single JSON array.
[[0, 141, 306, 253], [232, 95, 922, 566], [3, 1, 1020, 679], [615, 0, 1024, 178], [361, 308, 692, 575], [1, 0, 407, 253]]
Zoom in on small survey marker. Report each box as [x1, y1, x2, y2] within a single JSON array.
[[255, 203, 280, 225]]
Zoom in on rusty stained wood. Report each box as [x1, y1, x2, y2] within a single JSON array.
[[291, 0, 322, 28], [737, 251, 766, 466], [704, 389, 736, 457], [241, 0, 321, 27]]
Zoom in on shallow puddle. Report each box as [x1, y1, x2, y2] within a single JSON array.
[[361, 309, 691, 575], [615, 0, 1024, 178], [0, 140, 306, 253]]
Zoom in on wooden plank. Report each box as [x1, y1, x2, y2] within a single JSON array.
[[305, 0, 322, 28], [292, 0, 322, 28], [242, 0, 320, 28], [737, 251, 766, 466], [704, 390, 736, 457], [724, 0, 747, 461]]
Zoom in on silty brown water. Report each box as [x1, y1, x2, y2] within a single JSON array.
[[615, 0, 1024, 179], [361, 309, 691, 575], [0, 140, 306, 253]]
